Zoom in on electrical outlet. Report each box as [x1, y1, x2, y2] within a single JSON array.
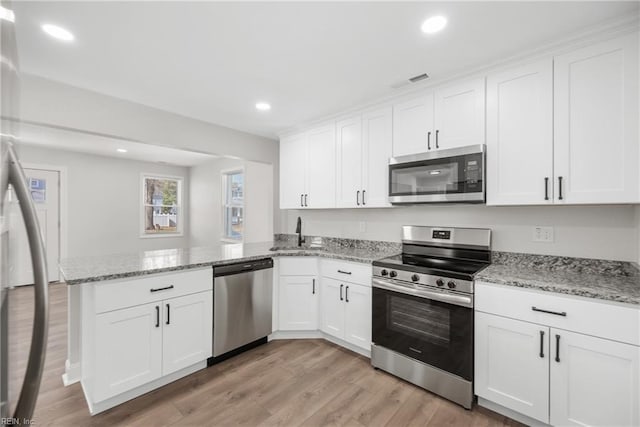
[[359, 221, 366, 233], [533, 226, 554, 243]]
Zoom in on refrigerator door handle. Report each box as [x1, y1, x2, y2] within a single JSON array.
[[7, 143, 49, 421]]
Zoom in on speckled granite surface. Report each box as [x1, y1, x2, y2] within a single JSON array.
[[60, 237, 401, 285], [478, 252, 640, 305]]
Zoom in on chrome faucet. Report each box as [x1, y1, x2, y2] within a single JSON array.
[[295, 216, 305, 247]]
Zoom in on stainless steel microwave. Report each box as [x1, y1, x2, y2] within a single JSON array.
[[388, 144, 485, 204]]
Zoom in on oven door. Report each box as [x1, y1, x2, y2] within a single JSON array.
[[388, 145, 484, 204], [372, 280, 473, 381]]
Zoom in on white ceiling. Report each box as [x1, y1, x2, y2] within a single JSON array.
[[13, 1, 639, 139], [18, 122, 217, 167]]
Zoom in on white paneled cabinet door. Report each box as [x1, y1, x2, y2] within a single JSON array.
[[94, 303, 162, 401], [344, 283, 371, 350], [392, 94, 434, 156], [486, 59, 554, 205], [550, 329, 640, 427], [306, 123, 336, 208], [279, 133, 307, 209], [434, 78, 486, 149], [320, 278, 345, 340], [162, 291, 213, 375], [475, 312, 550, 423], [336, 116, 363, 208], [362, 107, 392, 208], [554, 34, 639, 204], [279, 276, 318, 330]]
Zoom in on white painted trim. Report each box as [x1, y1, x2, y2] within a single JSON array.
[[21, 162, 68, 281], [268, 330, 371, 358], [62, 359, 81, 386], [139, 172, 185, 238], [478, 397, 550, 427], [278, 15, 640, 138], [220, 166, 245, 243]]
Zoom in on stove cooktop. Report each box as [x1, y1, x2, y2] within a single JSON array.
[[372, 253, 490, 281]]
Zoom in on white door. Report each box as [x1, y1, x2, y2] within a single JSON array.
[[94, 302, 162, 402], [554, 34, 639, 204], [305, 123, 336, 208], [362, 107, 392, 208], [279, 133, 307, 209], [162, 291, 213, 375], [550, 329, 640, 427], [486, 59, 554, 205], [392, 94, 434, 156], [343, 283, 371, 350], [434, 78, 486, 149], [475, 312, 550, 423], [336, 116, 363, 208], [11, 168, 60, 285], [278, 276, 318, 330], [320, 278, 345, 340]]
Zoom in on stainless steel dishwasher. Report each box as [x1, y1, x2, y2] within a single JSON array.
[[208, 258, 273, 365]]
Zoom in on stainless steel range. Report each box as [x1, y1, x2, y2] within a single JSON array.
[[371, 225, 491, 409]]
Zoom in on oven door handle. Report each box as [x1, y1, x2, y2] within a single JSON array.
[[372, 278, 473, 308]]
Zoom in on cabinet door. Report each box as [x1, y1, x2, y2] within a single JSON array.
[[94, 303, 162, 401], [550, 329, 640, 427], [336, 116, 363, 208], [554, 34, 639, 204], [392, 94, 434, 156], [434, 78, 485, 149], [306, 123, 336, 208], [279, 133, 307, 209], [162, 291, 213, 376], [486, 59, 553, 205], [279, 275, 318, 330], [343, 283, 371, 350], [362, 107, 392, 208], [475, 312, 550, 423], [320, 278, 345, 340]]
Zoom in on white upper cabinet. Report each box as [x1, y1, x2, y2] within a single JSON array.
[[487, 59, 554, 205], [392, 94, 434, 156], [434, 78, 486, 150], [554, 33, 639, 204], [279, 123, 336, 209], [336, 116, 364, 208]]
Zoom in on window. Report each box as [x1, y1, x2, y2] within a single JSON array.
[[141, 174, 183, 236], [222, 170, 244, 241]]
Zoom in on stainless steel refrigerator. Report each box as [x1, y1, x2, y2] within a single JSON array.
[[1, 1, 49, 424]]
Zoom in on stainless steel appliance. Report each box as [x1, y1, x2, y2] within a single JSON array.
[[1, 2, 50, 424], [209, 258, 273, 364], [388, 144, 485, 204], [371, 226, 491, 409]]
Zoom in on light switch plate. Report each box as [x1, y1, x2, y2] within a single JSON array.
[[533, 226, 554, 243]]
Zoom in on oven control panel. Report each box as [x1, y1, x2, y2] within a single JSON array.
[[372, 266, 473, 294]]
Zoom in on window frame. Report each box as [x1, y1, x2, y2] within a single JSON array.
[[140, 173, 184, 238], [221, 167, 245, 243]]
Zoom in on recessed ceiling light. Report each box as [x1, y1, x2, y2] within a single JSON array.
[[116, 148, 127, 153], [42, 24, 74, 41], [255, 102, 271, 111], [0, 6, 15, 23], [421, 15, 447, 34]]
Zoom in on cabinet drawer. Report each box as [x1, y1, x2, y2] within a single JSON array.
[[321, 259, 371, 287], [476, 282, 640, 346], [95, 268, 213, 314], [279, 257, 318, 276]]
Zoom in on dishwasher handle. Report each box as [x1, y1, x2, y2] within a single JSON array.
[[214, 258, 274, 277]]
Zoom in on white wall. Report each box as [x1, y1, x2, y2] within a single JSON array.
[[283, 205, 638, 262], [18, 145, 190, 257], [190, 159, 273, 246]]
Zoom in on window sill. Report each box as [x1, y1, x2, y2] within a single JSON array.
[[140, 232, 184, 239], [220, 238, 243, 244]]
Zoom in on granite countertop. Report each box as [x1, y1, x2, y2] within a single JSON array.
[[477, 252, 640, 305], [59, 236, 401, 285]]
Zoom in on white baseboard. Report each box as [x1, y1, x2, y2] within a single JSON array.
[[477, 397, 550, 427], [269, 330, 371, 358], [62, 359, 81, 386]]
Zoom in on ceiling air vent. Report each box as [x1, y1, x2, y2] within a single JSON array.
[[390, 72, 430, 89]]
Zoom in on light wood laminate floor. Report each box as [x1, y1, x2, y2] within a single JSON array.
[[8, 283, 522, 426]]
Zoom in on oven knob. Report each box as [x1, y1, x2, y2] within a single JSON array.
[[436, 279, 445, 287], [447, 281, 456, 289], [411, 274, 419, 282], [389, 271, 397, 278], [380, 269, 388, 276]]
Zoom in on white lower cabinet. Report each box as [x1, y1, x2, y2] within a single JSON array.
[[278, 275, 318, 330], [320, 277, 371, 351]]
